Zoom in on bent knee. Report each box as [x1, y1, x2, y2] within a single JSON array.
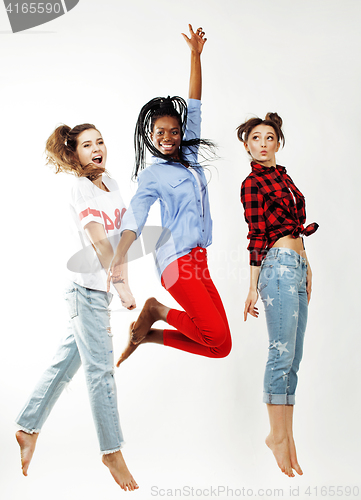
[[210, 336, 232, 358], [203, 322, 230, 347]]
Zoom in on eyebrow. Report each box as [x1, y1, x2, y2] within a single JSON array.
[[81, 137, 103, 145], [155, 126, 179, 130]]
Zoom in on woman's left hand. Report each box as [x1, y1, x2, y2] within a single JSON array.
[[306, 265, 312, 304], [181, 24, 207, 54]]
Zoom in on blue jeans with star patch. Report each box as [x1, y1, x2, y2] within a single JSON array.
[[258, 248, 308, 405]]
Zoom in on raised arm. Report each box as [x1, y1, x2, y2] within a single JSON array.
[[181, 24, 207, 100]]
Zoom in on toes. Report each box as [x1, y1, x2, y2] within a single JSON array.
[[293, 463, 303, 475], [131, 334, 143, 345]]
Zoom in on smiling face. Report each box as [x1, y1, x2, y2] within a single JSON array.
[[150, 116, 182, 159], [244, 124, 280, 167], [75, 128, 107, 169]]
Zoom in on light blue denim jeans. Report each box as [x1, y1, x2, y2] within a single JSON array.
[[258, 248, 308, 405], [16, 282, 124, 454]]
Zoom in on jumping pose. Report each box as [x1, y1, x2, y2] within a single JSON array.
[[15, 124, 138, 491], [238, 113, 318, 477], [108, 25, 232, 363]]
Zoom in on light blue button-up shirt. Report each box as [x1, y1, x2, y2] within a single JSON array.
[[121, 99, 213, 277]]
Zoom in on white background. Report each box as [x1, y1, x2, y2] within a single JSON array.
[[0, 1, 360, 499]]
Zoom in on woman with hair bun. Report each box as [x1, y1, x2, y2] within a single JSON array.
[[238, 113, 318, 477], [108, 25, 232, 363], [15, 124, 138, 491]]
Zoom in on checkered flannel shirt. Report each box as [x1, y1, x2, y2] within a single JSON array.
[[240, 162, 318, 266]]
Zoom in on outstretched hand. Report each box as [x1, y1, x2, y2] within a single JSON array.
[[181, 24, 207, 54]]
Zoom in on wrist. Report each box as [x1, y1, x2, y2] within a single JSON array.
[[114, 249, 126, 260], [190, 50, 201, 59]]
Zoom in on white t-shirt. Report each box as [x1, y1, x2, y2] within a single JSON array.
[[67, 175, 126, 292]]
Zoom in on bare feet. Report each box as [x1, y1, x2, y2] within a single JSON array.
[[288, 436, 303, 475], [265, 433, 294, 477], [117, 323, 165, 366], [116, 322, 139, 366], [131, 297, 169, 344], [16, 430, 39, 476], [102, 450, 139, 491]]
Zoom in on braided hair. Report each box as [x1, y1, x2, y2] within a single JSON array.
[[133, 95, 215, 179]]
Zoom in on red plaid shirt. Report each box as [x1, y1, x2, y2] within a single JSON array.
[[241, 162, 318, 266]]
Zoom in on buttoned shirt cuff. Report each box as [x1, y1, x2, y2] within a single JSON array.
[[249, 251, 264, 266]]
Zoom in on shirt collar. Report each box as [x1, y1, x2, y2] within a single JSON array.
[[251, 161, 287, 175], [151, 156, 171, 165], [151, 156, 188, 168]]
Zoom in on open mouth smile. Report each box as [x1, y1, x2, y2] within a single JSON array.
[[92, 155, 103, 164], [160, 143, 175, 151]]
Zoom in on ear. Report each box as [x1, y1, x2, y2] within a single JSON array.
[[243, 142, 250, 155], [276, 141, 280, 153], [150, 131, 154, 142]]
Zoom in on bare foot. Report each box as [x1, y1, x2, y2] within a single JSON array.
[[116, 322, 139, 366], [116, 323, 165, 366], [16, 430, 39, 476], [265, 433, 294, 477], [102, 450, 139, 491], [288, 436, 303, 475], [131, 297, 166, 344]]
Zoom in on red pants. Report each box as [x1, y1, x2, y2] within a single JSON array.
[[161, 247, 232, 358]]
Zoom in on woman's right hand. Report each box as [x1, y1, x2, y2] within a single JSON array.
[[244, 289, 259, 321]]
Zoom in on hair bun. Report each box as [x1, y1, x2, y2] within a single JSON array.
[[265, 112, 283, 129], [159, 96, 173, 109]]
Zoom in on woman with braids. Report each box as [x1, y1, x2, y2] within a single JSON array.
[[15, 124, 138, 491], [108, 24, 232, 363], [238, 113, 318, 477]]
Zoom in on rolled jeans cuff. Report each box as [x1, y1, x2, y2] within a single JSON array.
[[263, 393, 295, 405]]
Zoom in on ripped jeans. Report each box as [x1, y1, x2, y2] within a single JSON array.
[[16, 282, 124, 454], [259, 248, 308, 405]]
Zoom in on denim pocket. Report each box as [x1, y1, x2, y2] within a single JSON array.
[[277, 252, 299, 269], [64, 288, 78, 319]]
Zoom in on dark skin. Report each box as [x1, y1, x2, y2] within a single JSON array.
[[107, 25, 207, 364]]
